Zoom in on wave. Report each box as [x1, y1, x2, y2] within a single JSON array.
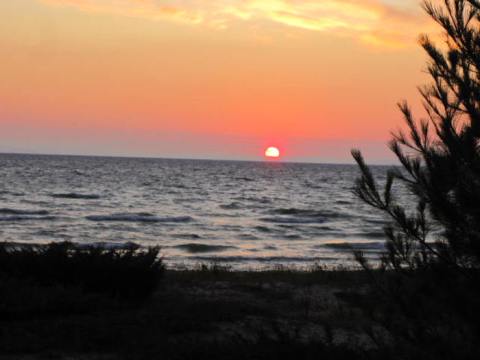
[[219, 202, 242, 210], [320, 241, 385, 252], [0, 208, 49, 215], [189, 255, 337, 263], [311, 230, 385, 240], [234, 177, 254, 182], [335, 200, 352, 205], [203, 212, 239, 218], [85, 213, 193, 223], [232, 196, 271, 204], [304, 181, 323, 189], [260, 217, 325, 224], [352, 231, 385, 239], [283, 234, 302, 240], [174, 243, 236, 254], [75, 241, 141, 250], [270, 208, 344, 219], [364, 218, 388, 225], [238, 233, 259, 240], [0, 191, 25, 197], [0, 215, 57, 222], [314, 225, 335, 231], [254, 226, 272, 233], [73, 169, 87, 176], [1, 241, 141, 250], [51, 193, 101, 200], [176, 233, 202, 240]]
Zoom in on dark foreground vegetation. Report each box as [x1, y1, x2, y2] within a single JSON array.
[[0, 242, 163, 302], [0, 243, 416, 359], [0, 243, 479, 359], [0, 246, 364, 359]]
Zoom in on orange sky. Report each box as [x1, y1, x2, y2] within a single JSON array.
[[0, 0, 438, 162]]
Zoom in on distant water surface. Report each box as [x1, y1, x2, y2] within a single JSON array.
[[0, 153, 399, 269]]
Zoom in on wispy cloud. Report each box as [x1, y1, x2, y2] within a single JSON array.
[[38, 0, 431, 48], [39, 0, 205, 24]]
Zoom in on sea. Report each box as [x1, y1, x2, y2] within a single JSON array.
[[0, 153, 398, 270]]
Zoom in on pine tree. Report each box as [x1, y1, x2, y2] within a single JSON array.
[[353, 0, 480, 272]]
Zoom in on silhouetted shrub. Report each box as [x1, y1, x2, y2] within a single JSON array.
[[0, 242, 163, 301]]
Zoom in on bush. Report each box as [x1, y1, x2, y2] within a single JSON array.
[[0, 242, 164, 301]]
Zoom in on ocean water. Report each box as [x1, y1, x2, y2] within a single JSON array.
[[0, 153, 396, 269]]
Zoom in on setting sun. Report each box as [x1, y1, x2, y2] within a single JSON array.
[[265, 146, 280, 159]]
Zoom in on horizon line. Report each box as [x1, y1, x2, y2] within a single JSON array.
[[0, 151, 397, 167]]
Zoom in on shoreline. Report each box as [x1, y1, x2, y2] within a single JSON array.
[[0, 240, 376, 271]]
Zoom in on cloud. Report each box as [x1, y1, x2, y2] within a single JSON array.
[[39, 0, 204, 24], [38, 0, 432, 48]]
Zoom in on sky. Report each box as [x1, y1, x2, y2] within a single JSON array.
[[0, 0, 439, 163]]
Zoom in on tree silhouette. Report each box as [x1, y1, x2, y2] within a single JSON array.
[[350, 4, 480, 357], [353, 0, 480, 272]]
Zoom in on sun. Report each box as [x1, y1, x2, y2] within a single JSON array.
[[265, 146, 280, 159]]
